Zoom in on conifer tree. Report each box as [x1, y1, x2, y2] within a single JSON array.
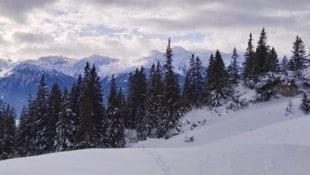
[[243, 33, 255, 81], [206, 50, 230, 106], [204, 54, 215, 104], [126, 67, 147, 132], [194, 56, 205, 106], [159, 38, 183, 137], [16, 96, 35, 156], [281, 56, 289, 73], [78, 63, 105, 148], [145, 62, 164, 138], [227, 47, 240, 85], [253, 28, 270, 76], [291, 36, 307, 77], [125, 72, 136, 129], [47, 83, 62, 152], [30, 75, 49, 154], [183, 54, 195, 106], [107, 74, 125, 147], [0, 102, 16, 160], [264, 47, 279, 73], [54, 88, 76, 151], [301, 93, 310, 114], [184, 54, 205, 107], [134, 67, 148, 140]]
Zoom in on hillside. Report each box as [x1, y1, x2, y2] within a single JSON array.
[[0, 95, 309, 175]]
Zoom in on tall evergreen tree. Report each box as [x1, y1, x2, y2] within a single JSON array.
[[125, 73, 136, 129], [30, 75, 49, 154], [243, 33, 255, 81], [159, 38, 183, 137], [227, 47, 240, 85], [145, 62, 164, 138], [0, 102, 16, 160], [183, 54, 195, 106], [107, 74, 125, 147], [291, 35, 307, 77], [183, 54, 205, 107], [281, 56, 289, 73], [54, 88, 76, 151], [16, 96, 35, 156], [253, 27, 270, 76], [47, 83, 62, 152], [68, 75, 82, 146], [264, 47, 279, 73], [126, 67, 147, 132], [135, 67, 148, 140], [206, 50, 230, 106], [301, 93, 310, 114], [78, 63, 105, 148]]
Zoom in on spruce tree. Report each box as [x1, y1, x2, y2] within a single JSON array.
[[291, 36, 307, 77], [16, 97, 35, 156], [243, 33, 255, 82], [0, 102, 16, 160], [206, 50, 230, 106], [160, 38, 183, 138], [47, 83, 62, 152], [264, 47, 279, 73], [30, 75, 49, 155], [135, 67, 148, 140], [301, 93, 310, 114], [253, 27, 270, 76], [107, 74, 125, 147], [227, 47, 240, 85], [68, 75, 82, 147], [54, 88, 76, 151], [184, 54, 205, 108], [125, 72, 136, 129], [78, 63, 105, 148], [126, 67, 147, 133], [281, 56, 289, 73], [145, 62, 164, 138], [183, 54, 195, 107]]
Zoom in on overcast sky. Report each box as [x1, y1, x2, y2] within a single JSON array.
[[0, 0, 309, 61]]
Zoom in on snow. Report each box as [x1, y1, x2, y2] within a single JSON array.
[[1, 96, 310, 174]]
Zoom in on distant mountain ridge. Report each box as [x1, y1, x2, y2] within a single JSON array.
[[0, 47, 236, 115]]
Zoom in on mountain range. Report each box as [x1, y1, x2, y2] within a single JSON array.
[[0, 47, 236, 115]]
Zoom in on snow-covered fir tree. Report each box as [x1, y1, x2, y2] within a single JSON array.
[[107, 74, 125, 147], [159, 38, 183, 138], [206, 50, 231, 106], [30, 75, 50, 155], [301, 93, 310, 114], [291, 35, 307, 78], [77, 63, 105, 148], [227, 47, 240, 86], [54, 89, 76, 151], [0, 102, 16, 160], [183, 54, 205, 108], [47, 83, 62, 152]]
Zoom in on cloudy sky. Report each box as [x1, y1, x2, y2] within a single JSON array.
[[0, 0, 309, 61]]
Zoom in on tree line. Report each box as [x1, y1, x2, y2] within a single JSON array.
[[0, 28, 310, 160]]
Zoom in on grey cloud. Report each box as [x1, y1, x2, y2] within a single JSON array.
[[83, 0, 310, 10], [13, 32, 53, 43], [0, 0, 58, 21]]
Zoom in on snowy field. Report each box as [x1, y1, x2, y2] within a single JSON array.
[[1, 96, 310, 175]]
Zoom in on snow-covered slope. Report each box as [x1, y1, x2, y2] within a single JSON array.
[[1, 96, 309, 175]]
